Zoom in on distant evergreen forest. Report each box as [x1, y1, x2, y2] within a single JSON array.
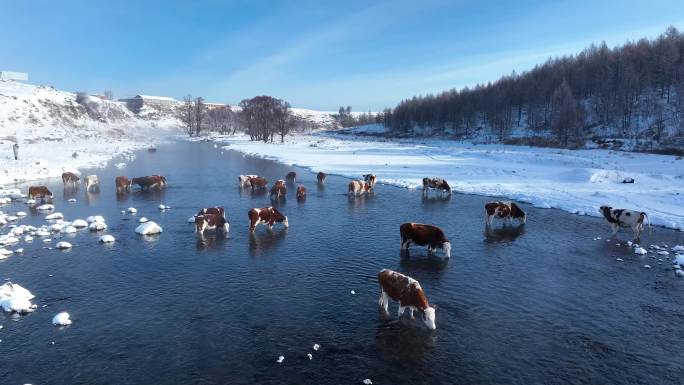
[[378, 27, 684, 151]]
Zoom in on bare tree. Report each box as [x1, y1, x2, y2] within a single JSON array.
[[179, 95, 195, 136], [103, 90, 114, 100], [194, 97, 206, 136]]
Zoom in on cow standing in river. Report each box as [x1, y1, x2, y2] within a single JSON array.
[[400, 223, 451, 258], [422, 177, 451, 196], [485, 201, 527, 227], [62, 172, 80, 186], [377, 269, 437, 330], [115, 176, 131, 193], [248, 207, 288, 232]]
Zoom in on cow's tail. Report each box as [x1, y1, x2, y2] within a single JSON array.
[[642, 212, 652, 234]]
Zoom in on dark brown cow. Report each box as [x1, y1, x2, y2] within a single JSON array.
[[270, 184, 287, 199], [249, 177, 268, 190], [248, 206, 288, 232], [348, 180, 372, 195], [296, 185, 306, 201], [286, 172, 297, 184], [132, 175, 164, 191], [195, 213, 229, 233], [115, 176, 131, 193], [377, 269, 436, 330], [62, 172, 80, 186], [422, 177, 451, 195], [28, 186, 53, 201], [317, 172, 327, 184], [485, 201, 526, 226], [363, 173, 377, 187], [599, 206, 650, 239], [400, 223, 451, 258]]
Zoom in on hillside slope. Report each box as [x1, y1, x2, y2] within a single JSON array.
[[0, 80, 180, 186]]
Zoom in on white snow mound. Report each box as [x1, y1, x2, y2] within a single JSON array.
[[136, 221, 162, 235]]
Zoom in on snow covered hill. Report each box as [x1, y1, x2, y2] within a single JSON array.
[[0, 80, 180, 185]]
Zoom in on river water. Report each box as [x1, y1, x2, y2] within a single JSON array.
[[1, 140, 683, 385]]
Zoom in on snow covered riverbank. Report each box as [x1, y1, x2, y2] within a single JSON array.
[[0, 80, 180, 186], [210, 132, 684, 231]]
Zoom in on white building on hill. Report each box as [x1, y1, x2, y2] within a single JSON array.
[[118, 94, 178, 112], [0, 71, 29, 81]]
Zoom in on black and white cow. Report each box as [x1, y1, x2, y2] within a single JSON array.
[[599, 206, 650, 239], [422, 177, 451, 196]]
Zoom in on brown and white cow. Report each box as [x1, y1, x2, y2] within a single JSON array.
[[317, 172, 327, 184], [348, 180, 372, 195], [422, 177, 451, 195], [400, 223, 451, 258], [296, 185, 306, 201], [195, 213, 229, 233], [196, 206, 225, 217], [115, 176, 131, 193], [238, 174, 258, 187], [152, 174, 168, 188], [363, 173, 377, 187], [248, 206, 288, 232], [286, 172, 297, 184], [249, 176, 268, 190], [599, 206, 650, 239], [485, 201, 526, 227], [377, 269, 436, 330], [28, 186, 53, 201], [84, 175, 99, 192], [270, 183, 287, 199], [62, 172, 80, 186]]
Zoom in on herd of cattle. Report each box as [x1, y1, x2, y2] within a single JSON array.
[[19, 170, 651, 330]]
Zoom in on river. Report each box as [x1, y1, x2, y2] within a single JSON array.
[[1, 140, 683, 385]]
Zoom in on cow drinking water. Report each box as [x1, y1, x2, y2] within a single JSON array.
[[599, 206, 650, 240], [400, 223, 451, 258], [348, 180, 372, 196], [485, 201, 526, 227], [238, 175, 258, 187], [296, 185, 306, 201], [248, 207, 288, 232], [377, 269, 436, 330], [62, 172, 80, 186], [317, 172, 327, 184], [363, 173, 377, 187], [422, 177, 451, 196], [286, 172, 296, 184], [84, 175, 99, 192], [115, 176, 131, 193], [28, 186, 53, 201]]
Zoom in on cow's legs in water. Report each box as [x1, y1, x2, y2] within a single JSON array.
[[378, 290, 389, 313]]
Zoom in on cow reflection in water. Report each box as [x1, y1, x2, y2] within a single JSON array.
[[484, 224, 526, 243], [249, 228, 288, 256], [400, 250, 449, 272], [196, 231, 228, 250], [374, 321, 437, 361], [421, 193, 451, 204]]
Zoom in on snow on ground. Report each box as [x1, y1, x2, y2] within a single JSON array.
[[0, 80, 179, 186], [211, 131, 684, 230]]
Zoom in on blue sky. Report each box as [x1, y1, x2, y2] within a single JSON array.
[[2, 0, 683, 111]]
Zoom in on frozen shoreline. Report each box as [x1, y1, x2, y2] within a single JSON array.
[[208, 131, 684, 231]]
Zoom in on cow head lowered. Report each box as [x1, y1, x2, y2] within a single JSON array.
[[400, 223, 451, 258], [378, 269, 437, 330]]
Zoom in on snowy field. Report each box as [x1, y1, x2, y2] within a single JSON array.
[[0, 80, 179, 186], [210, 130, 684, 231]]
